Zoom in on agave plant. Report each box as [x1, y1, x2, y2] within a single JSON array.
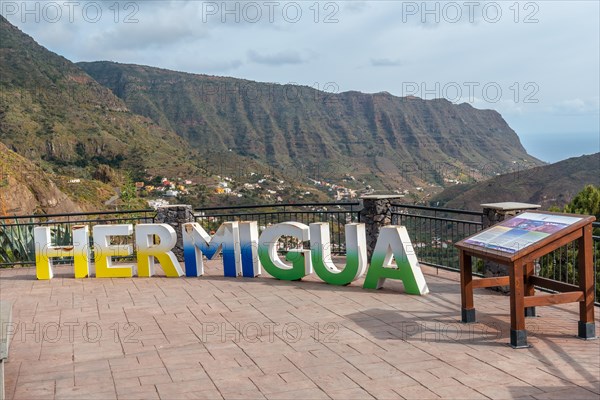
[[0, 219, 35, 265], [49, 223, 74, 265], [0, 220, 74, 266], [51, 223, 72, 247]]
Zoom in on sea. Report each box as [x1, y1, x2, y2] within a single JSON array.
[[519, 132, 600, 164]]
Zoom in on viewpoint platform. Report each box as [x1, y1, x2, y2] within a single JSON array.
[[0, 261, 598, 400]]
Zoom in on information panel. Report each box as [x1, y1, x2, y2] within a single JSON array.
[[464, 212, 583, 254]]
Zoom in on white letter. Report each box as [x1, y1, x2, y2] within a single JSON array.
[[258, 222, 311, 281], [363, 226, 429, 294]]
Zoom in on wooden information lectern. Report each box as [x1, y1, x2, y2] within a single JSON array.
[[455, 211, 596, 348]]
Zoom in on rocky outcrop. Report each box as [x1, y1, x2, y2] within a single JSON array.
[[0, 143, 113, 214], [359, 195, 401, 260], [0, 143, 81, 214]]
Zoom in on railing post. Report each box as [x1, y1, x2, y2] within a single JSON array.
[[359, 195, 403, 263], [155, 205, 195, 262], [480, 202, 541, 293]]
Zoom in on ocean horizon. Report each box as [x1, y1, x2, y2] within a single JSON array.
[[520, 132, 600, 164]]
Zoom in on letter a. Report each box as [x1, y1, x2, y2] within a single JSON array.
[[363, 226, 429, 295]]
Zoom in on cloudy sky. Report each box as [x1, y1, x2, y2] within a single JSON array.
[[3, 0, 599, 162]]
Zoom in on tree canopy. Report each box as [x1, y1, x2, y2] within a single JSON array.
[[564, 185, 600, 219]]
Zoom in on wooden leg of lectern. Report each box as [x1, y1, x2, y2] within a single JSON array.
[[578, 224, 596, 339], [460, 250, 476, 323], [510, 261, 528, 348], [524, 261, 536, 317]]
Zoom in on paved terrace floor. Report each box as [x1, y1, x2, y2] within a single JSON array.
[[0, 262, 599, 400]]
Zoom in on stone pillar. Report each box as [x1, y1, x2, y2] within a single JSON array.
[[480, 202, 541, 293], [155, 205, 195, 262], [359, 195, 403, 262]]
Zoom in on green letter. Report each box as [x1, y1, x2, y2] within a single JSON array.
[[363, 226, 429, 295], [258, 222, 311, 281], [310, 223, 367, 285]]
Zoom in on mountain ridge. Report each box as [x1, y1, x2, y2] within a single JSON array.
[[78, 60, 543, 190], [431, 153, 600, 210]]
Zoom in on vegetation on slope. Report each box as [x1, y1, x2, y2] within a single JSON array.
[[0, 16, 203, 196], [431, 153, 600, 210], [0, 142, 113, 214]]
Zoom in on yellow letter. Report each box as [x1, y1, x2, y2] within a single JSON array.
[[33, 225, 90, 280], [93, 225, 133, 278], [136, 224, 183, 277]]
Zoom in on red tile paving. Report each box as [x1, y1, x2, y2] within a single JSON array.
[[1, 262, 599, 399]]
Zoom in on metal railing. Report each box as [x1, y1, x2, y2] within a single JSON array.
[[0, 209, 155, 266], [535, 222, 600, 304], [1, 202, 598, 304], [389, 204, 600, 305], [194, 202, 360, 254], [391, 203, 484, 271]]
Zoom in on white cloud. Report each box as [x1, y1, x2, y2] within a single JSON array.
[[370, 58, 402, 67], [548, 98, 600, 115], [247, 50, 305, 66], [92, 20, 204, 51]]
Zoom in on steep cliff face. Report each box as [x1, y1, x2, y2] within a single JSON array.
[[0, 16, 201, 182], [79, 61, 542, 188]]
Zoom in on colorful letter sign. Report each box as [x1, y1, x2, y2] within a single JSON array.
[[136, 224, 183, 277], [239, 221, 261, 277], [93, 224, 134, 278], [32, 220, 429, 296], [182, 222, 241, 277]]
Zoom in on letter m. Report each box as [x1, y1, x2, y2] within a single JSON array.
[[182, 222, 241, 277]]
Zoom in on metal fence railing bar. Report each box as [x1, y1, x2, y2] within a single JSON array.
[[194, 202, 360, 254], [389, 204, 599, 305]]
